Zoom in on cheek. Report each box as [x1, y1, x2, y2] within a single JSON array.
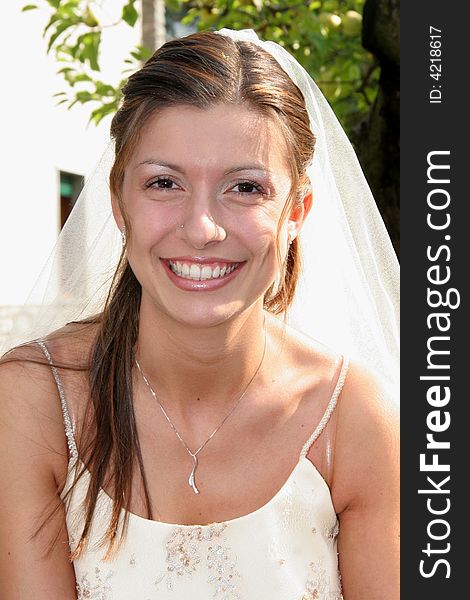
[[238, 213, 283, 269], [127, 203, 179, 248], [122, 178, 180, 238]]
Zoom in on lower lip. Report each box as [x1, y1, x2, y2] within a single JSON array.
[[160, 260, 245, 291]]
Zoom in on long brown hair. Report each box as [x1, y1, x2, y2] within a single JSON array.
[[41, 31, 316, 558]]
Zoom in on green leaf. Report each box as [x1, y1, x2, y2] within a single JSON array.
[[55, 43, 75, 58], [75, 73, 93, 83], [308, 1, 321, 10], [83, 5, 99, 27], [347, 63, 361, 81], [94, 82, 116, 96], [89, 100, 120, 125], [75, 90, 93, 103], [28, 0, 379, 141], [166, 0, 182, 11], [130, 45, 152, 62], [64, 71, 93, 86], [76, 31, 101, 71], [122, 1, 138, 27], [181, 7, 199, 25], [21, 4, 38, 12], [43, 13, 61, 36], [47, 19, 77, 53]]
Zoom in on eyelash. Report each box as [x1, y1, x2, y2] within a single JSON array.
[[230, 181, 264, 195], [146, 177, 178, 190], [145, 177, 265, 196]]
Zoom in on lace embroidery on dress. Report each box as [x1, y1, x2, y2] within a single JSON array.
[[76, 566, 115, 600], [300, 559, 342, 600], [155, 523, 240, 599], [324, 520, 340, 540]]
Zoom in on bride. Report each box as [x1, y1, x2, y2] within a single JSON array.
[[0, 29, 399, 599]]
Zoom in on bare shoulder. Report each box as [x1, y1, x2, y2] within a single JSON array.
[[40, 319, 99, 365], [267, 318, 350, 474], [338, 361, 399, 444], [331, 360, 399, 513], [339, 360, 399, 426], [0, 346, 69, 507], [271, 316, 341, 379], [0, 340, 62, 430], [0, 320, 98, 477], [0, 319, 97, 399], [0, 334, 83, 596]]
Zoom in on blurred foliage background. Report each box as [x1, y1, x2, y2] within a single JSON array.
[[22, 0, 399, 253]]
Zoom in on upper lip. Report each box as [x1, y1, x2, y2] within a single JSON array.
[[161, 256, 242, 264]]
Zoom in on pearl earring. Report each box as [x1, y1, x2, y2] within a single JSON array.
[[121, 227, 126, 246]]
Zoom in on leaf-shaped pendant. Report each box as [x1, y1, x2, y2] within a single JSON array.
[[188, 454, 200, 495]]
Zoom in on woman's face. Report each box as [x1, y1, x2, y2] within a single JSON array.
[[114, 103, 308, 328]]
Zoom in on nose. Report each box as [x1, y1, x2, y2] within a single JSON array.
[[177, 196, 226, 249]]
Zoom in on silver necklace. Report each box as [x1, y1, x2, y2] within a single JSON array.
[[135, 318, 267, 495]]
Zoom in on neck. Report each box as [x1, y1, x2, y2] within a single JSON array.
[[135, 301, 267, 411]]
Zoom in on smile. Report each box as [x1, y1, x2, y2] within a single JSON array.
[[167, 260, 241, 281]]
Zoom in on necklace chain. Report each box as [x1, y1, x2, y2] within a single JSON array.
[[135, 316, 267, 494]]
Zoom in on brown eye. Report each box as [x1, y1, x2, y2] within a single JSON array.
[[153, 178, 176, 189], [232, 181, 263, 194]]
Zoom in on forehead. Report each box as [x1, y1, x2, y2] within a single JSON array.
[[130, 103, 289, 173]]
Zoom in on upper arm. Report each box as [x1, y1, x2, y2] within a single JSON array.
[[0, 355, 77, 599], [331, 362, 399, 600]]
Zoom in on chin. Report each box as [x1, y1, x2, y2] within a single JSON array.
[[139, 264, 274, 329], [166, 299, 247, 329]]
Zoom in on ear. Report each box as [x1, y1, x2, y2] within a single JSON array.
[[111, 193, 125, 231], [287, 190, 313, 241]]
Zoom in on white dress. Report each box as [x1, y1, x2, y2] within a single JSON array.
[[39, 340, 348, 600]]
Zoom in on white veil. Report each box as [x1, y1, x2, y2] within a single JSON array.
[[219, 30, 399, 399], [2, 29, 399, 400]]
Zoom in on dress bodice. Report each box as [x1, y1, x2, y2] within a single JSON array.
[[37, 340, 348, 600], [65, 456, 343, 600]]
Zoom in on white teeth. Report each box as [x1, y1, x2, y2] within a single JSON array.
[[201, 266, 212, 280], [189, 264, 201, 279], [168, 261, 239, 281]]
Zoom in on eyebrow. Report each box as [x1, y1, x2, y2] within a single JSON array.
[[136, 159, 184, 173], [136, 159, 272, 176], [226, 165, 273, 175]]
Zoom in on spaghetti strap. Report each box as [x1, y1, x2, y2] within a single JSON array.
[[36, 339, 79, 461], [300, 356, 350, 458]]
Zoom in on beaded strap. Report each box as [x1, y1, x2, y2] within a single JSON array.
[[36, 339, 79, 461], [300, 356, 350, 458]]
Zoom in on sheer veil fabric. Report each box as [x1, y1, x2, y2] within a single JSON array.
[[2, 28, 399, 401]]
